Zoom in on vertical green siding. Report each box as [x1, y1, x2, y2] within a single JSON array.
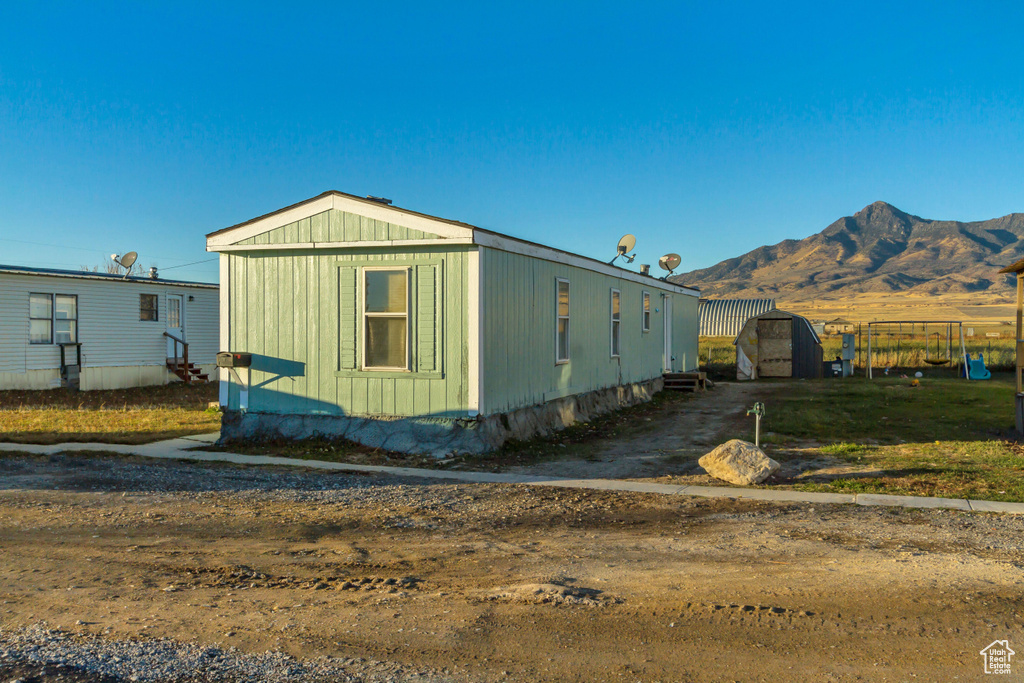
[[226, 245, 470, 418], [480, 247, 698, 415], [234, 209, 439, 245]]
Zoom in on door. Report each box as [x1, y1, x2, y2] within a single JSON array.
[[663, 295, 673, 372], [166, 294, 184, 357], [757, 317, 792, 377]]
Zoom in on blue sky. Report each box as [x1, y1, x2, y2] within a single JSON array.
[[2, 2, 1023, 283]]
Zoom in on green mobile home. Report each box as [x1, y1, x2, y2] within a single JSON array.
[[207, 191, 699, 454]]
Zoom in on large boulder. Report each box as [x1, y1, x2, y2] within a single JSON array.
[[698, 439, 780, 486]]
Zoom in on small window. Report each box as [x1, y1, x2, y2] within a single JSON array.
[[54, 295, 77, 344], [642, 291, 651, 332], [140, 294, 159, 321], [610, 289, 621, 357], [29, 293, 53, 344], [364, 269, 409, 370], [556, 278, 570, 363]]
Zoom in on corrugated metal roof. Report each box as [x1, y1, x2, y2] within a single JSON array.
[[699, 298, 776, 337]]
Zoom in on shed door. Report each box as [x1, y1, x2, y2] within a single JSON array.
[[757, 318, 792, 377]]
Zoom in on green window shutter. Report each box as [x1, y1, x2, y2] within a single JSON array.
[[339, 266, 358, 370], [417, 264, 438, 372]]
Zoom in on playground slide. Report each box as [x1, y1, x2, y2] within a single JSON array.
[[965, 353, 991, 381]]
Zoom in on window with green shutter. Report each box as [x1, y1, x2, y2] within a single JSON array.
[[417, 264, 438, 372], [336, 260, 443, 376]]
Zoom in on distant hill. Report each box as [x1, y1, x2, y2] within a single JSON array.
[[672, 202, 1024, 298]]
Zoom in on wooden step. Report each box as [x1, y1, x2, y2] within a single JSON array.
[[663, 371, 707, 392], [166, 361, 210, 384]]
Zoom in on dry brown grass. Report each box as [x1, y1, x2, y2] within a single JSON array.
[[0, 382, 221, 444]]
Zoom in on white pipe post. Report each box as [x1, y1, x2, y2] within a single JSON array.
[[960, 323, 969, 380], [867, 323, 873, 379]]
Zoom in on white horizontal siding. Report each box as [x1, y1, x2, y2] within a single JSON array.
[[0, 273, 218, 374]]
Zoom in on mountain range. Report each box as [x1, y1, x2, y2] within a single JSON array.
[[672, 202, 1024, 299]]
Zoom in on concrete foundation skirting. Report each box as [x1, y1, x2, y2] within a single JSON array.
[[0, 365, 215, 391], [219, 377, 665, 456]]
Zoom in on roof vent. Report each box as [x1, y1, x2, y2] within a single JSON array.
[[366, 196, 393, 205], [148, 267, 159, 279]]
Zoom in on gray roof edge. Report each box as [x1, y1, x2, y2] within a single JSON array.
[[0, 265, 218, 289]]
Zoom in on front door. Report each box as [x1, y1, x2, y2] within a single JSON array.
[[663, 295, 673, 372], [166, 294, 184, 357]]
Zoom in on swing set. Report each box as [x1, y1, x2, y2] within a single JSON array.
[[865, 321, 969, 379]]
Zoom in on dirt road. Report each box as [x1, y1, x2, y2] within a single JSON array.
[[1, 454, 1021, 681], [506, 382, 770, 480]]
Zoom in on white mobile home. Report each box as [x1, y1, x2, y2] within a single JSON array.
[[0, 265, 218, 390]]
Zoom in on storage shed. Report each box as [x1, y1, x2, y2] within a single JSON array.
[[698, 298, 776, 337], [207, 191, 700, 455], [0, 265, 218, 390], [734, 309, 823, 380]]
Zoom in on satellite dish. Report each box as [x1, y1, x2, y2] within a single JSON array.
[[112, 251, 138, 279], [609, 234, 637, 265], [658, 253, 681, 279]]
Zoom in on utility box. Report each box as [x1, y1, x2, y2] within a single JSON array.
[[217, 352, 252, 368], [841, 333, 855, 377], [823, 360, 844, 377]]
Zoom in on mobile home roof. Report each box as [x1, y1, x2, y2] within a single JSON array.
[[206, 191, 699, 297], [0, 265, 218, 290]]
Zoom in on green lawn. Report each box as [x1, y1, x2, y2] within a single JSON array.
[[747, 375, 1024, 502], [0, 383, 221, 444]]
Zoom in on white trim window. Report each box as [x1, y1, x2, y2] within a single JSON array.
[[642, 291, 651, 332], [29, 293, 53, 344], [29, 293, 77, 344], [556, 278, 570, 364], [54, 294, 78, 344], [363, 268, 410, 370], [610, 289, 621, 357]]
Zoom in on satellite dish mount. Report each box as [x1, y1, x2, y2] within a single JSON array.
[[609, 234, 637, 265], [111, 251, 138, 279], [658, 253, 682, 280]]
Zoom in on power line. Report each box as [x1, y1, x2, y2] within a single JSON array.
[[0, 236, 204, 265], [159, 257, 218, 271]]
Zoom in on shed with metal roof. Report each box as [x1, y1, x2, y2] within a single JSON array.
[[734, 309, 823, 380]]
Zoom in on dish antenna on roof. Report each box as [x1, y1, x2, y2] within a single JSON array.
[[658, 253, 681, 280], [609, 234, 637, 265], [111, 252, 138, 279]]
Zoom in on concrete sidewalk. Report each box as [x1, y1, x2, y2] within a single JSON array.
[[2, 433, 1023, 514]]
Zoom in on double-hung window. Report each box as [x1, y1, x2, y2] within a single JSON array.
[[556, 278, 570, 363], [29, 294, 53, 344], [642, 292, 651, 332], [54, 295, 78, 343], [29, 293, 77, 344], [610, 289, 621, 357], [364, 269, 409, 370]]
